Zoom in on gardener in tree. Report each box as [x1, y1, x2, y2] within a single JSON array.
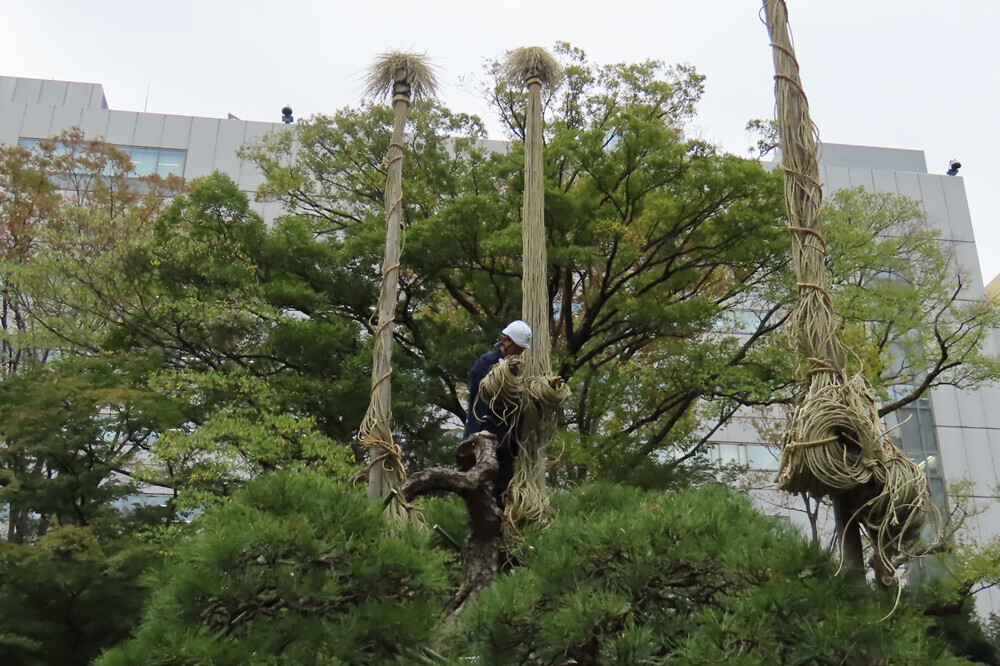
[[463, 320, 532, 508]]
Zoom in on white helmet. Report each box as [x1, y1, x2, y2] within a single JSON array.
[[501, 320, 532, 349]]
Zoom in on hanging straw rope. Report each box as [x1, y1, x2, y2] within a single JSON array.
[[476, 354, 571, 532], [498, 46, 570, 529], [359, 51, 438, 526], [763, 0, 930, 575]]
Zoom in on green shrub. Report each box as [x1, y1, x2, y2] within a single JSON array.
[[0, 524, 157, 666], [455, 483, 969, 665], [99, 472, 449, 665]]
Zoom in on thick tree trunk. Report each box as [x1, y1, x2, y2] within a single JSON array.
[[402, 432, 501, 614], [834, 494, 863, 571]]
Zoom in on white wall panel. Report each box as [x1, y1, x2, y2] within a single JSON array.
[[63, 82, 100, 108], [957, 389, 988, 429], [961, 428, 995, 494], [13, 79, 42, 103], [936, 427, 971, 482], [19, 103, 55, 138], [917, 174, 955, 240], [103, 111, 138, 145], [237, 121, 278, 191], [988, 429, 1000, 484], [133, 113, 166, 147], [0, 103, 27, 143], [49, 106, 84, 136], [0, 78, 18, 102], [211, 119, 246, 179], [942, 176, 977, 244], [186, 117, 221, 178], [37, 81, 70, 106], [942, 240, 987, 297], [847, 167, 875, 191], [930, 387, 962, 428], [819, 165, 852, 193], [160, 115, 192, 150], [871, 169, 899, 195], [977, 384, 1000, 429], [892, 171, 924, 211], [78, 109, 111, 139]]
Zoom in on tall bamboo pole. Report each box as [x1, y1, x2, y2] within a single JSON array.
[[763, 0, 863, 571], [522, 72, 551, 376], [500, 47, 567, 526], [763, 0, 929, 577], [360, 52, 437, 520]]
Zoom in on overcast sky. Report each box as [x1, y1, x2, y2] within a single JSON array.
[[5, 0, 999, 284]]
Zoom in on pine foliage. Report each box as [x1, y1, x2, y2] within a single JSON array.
[[0, 524, 157, 666], [98, 473, 449, 665], [454, 483, 969, 664]]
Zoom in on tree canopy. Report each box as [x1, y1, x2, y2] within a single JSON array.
[[0, 45, 999, 665]]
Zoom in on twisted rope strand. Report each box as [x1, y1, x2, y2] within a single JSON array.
[[764, 0, 931, 570]]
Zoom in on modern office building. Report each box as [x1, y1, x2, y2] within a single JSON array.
[[0, 75, 289, 222], [4, 75, 1000, 608]]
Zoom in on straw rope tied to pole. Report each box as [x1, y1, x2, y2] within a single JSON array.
[[494, 47, 571, 530], [359, 51, 438, 526], [763, 0, 932, 582]]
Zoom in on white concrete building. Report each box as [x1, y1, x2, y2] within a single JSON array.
[[0, 75, 288, 221]]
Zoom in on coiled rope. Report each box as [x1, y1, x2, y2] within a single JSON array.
[[476, 355, 570, 532], [763, 0, 931, 575]]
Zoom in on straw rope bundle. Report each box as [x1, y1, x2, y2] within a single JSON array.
[[359, 51, 437, 525], [476, 355, 571, 529], [763, 0, 930, 572], [477, 356, 527, 425], [499, 47, 570, 528]]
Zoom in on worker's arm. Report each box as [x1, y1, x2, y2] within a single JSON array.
[[463, 352, 499, 440]]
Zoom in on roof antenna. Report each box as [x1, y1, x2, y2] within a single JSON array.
[[144, 84, 150, 113]]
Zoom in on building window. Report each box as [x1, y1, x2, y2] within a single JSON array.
[[709, 442, 780, 471], [112, 146, 186, 177], [19, 138, 186, 178]]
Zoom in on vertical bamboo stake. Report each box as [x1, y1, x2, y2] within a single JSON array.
[[501, 47, 566, 527], [763, 1, 929, 577], [522, 72, 551, 376], [360, 52, 437, 523], [762, 0, 862, 571]]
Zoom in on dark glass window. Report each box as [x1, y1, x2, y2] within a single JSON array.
[[156, 149, 186, 177], [19, 138, 186, 178], [129, 147, 159, 176]]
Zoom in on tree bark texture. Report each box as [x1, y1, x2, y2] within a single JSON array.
[[834, 494, 864, 572], [402, 431, 502, 614]]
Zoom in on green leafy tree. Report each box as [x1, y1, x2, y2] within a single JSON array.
[[0, 130, 178, 363], [241, 46, 1000, 491], [454, 482, 971, 664], [0, 358, 168, 541], [823, 187, 1000, 413], [0, 524, 158, 666], [241, 46, 793, 485], [98, 472, 449, 665]]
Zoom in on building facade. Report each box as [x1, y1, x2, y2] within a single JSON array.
[[0, 75, 288, 221]]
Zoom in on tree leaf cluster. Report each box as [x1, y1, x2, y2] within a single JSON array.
[[98, 472, 449, 666], [455, 482, 971, 664]]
